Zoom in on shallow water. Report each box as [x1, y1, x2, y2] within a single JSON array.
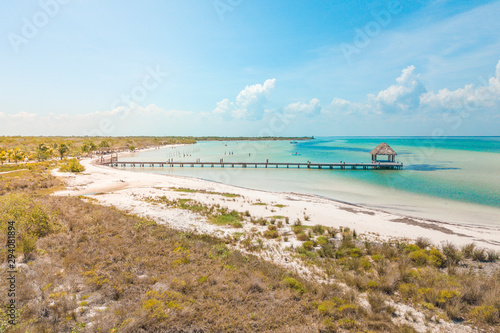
[[117, 137, 500, 226]]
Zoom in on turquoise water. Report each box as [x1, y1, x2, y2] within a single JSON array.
[[296, 137, 500, 208], [119, 137, 500, 225]]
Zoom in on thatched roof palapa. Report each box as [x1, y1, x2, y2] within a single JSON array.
[[370, 143, 397, 156]]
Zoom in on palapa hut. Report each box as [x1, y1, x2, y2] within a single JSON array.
[[370, 143, 397, 163]]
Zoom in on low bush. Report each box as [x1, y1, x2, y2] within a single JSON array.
[[59, 158, 85, 173]]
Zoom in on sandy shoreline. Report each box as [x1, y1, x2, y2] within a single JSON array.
[[52, 146, 500, 252]]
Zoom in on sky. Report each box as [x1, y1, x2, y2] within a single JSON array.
[[0, 0, 499, 137]]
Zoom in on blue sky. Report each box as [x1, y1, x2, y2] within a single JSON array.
[[1, 0, 499, 136]]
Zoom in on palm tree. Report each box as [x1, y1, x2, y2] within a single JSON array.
[[58, 143, 69, 160], [36, 143, 50, 161], [6, 149, 13, 163], [12, 148, 24, 164], [0, 151, 7, 165]]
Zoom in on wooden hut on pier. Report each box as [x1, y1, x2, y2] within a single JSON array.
[[370, 143, 397, 163]]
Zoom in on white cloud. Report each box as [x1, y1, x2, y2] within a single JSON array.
[[323, 98, 366, 115], [285, 98, 321, 116], [213, 98, 233, 115], [321, 60, 500, 117], [368, 65, 427, 114], [213, 78, 276, 120], [420, 59, 500, 112]]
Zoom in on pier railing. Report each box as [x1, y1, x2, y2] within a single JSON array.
[[99, 160, 403, 170]]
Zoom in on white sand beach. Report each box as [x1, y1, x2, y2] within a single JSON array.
[[53, 149, 500, 252]]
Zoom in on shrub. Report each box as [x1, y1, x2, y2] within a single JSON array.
[[21, 233, 37, 261], [318, 245, 336, 258], [469, 305, 499, 325], [282, 277, 305, 294], [409, 250, 429, 266], [340, 233, 355, 249], [316, 236, 328, 245], [296, 233, 308, 241], [312, 224, 324, 235], [405, 244, 420, 252], [399, 283, 417, 300], [460, 277, 484, 305], [415, 237, 431, 249], [302, 241, 314, 251], [486, 249, 499, 262], [263, 229, 279, 239], [349, 247, 363, 258], [0, 194, 59, 259], [318, 297, 346, 316], [445, 298, 465, 321], [367, 291, 387, 312], [442, 242, 462, 265], [360, 258, 371, 270], [436, 289, 461, 307], [472, 248, 487, 262], [461, 243, 475, 259], [59, 158, 85, 173], [429, 248, 446, 268]]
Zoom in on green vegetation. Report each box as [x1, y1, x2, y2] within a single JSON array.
[[171, 187, 240, 198], [0, 161, 498, 332], [146, 196, 244, 228], [0, 136, 197, 165], [289, 228, 500, 329], [0, 136, 312, 165], [59, 158, 86, 173]]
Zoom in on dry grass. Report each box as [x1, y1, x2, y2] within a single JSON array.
[[0, 169, 415, 332], [292, 229, 500, 330], [1, 167, 499, 332]]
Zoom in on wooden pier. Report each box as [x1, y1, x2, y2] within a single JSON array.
[[98, 158, 403, 170]]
